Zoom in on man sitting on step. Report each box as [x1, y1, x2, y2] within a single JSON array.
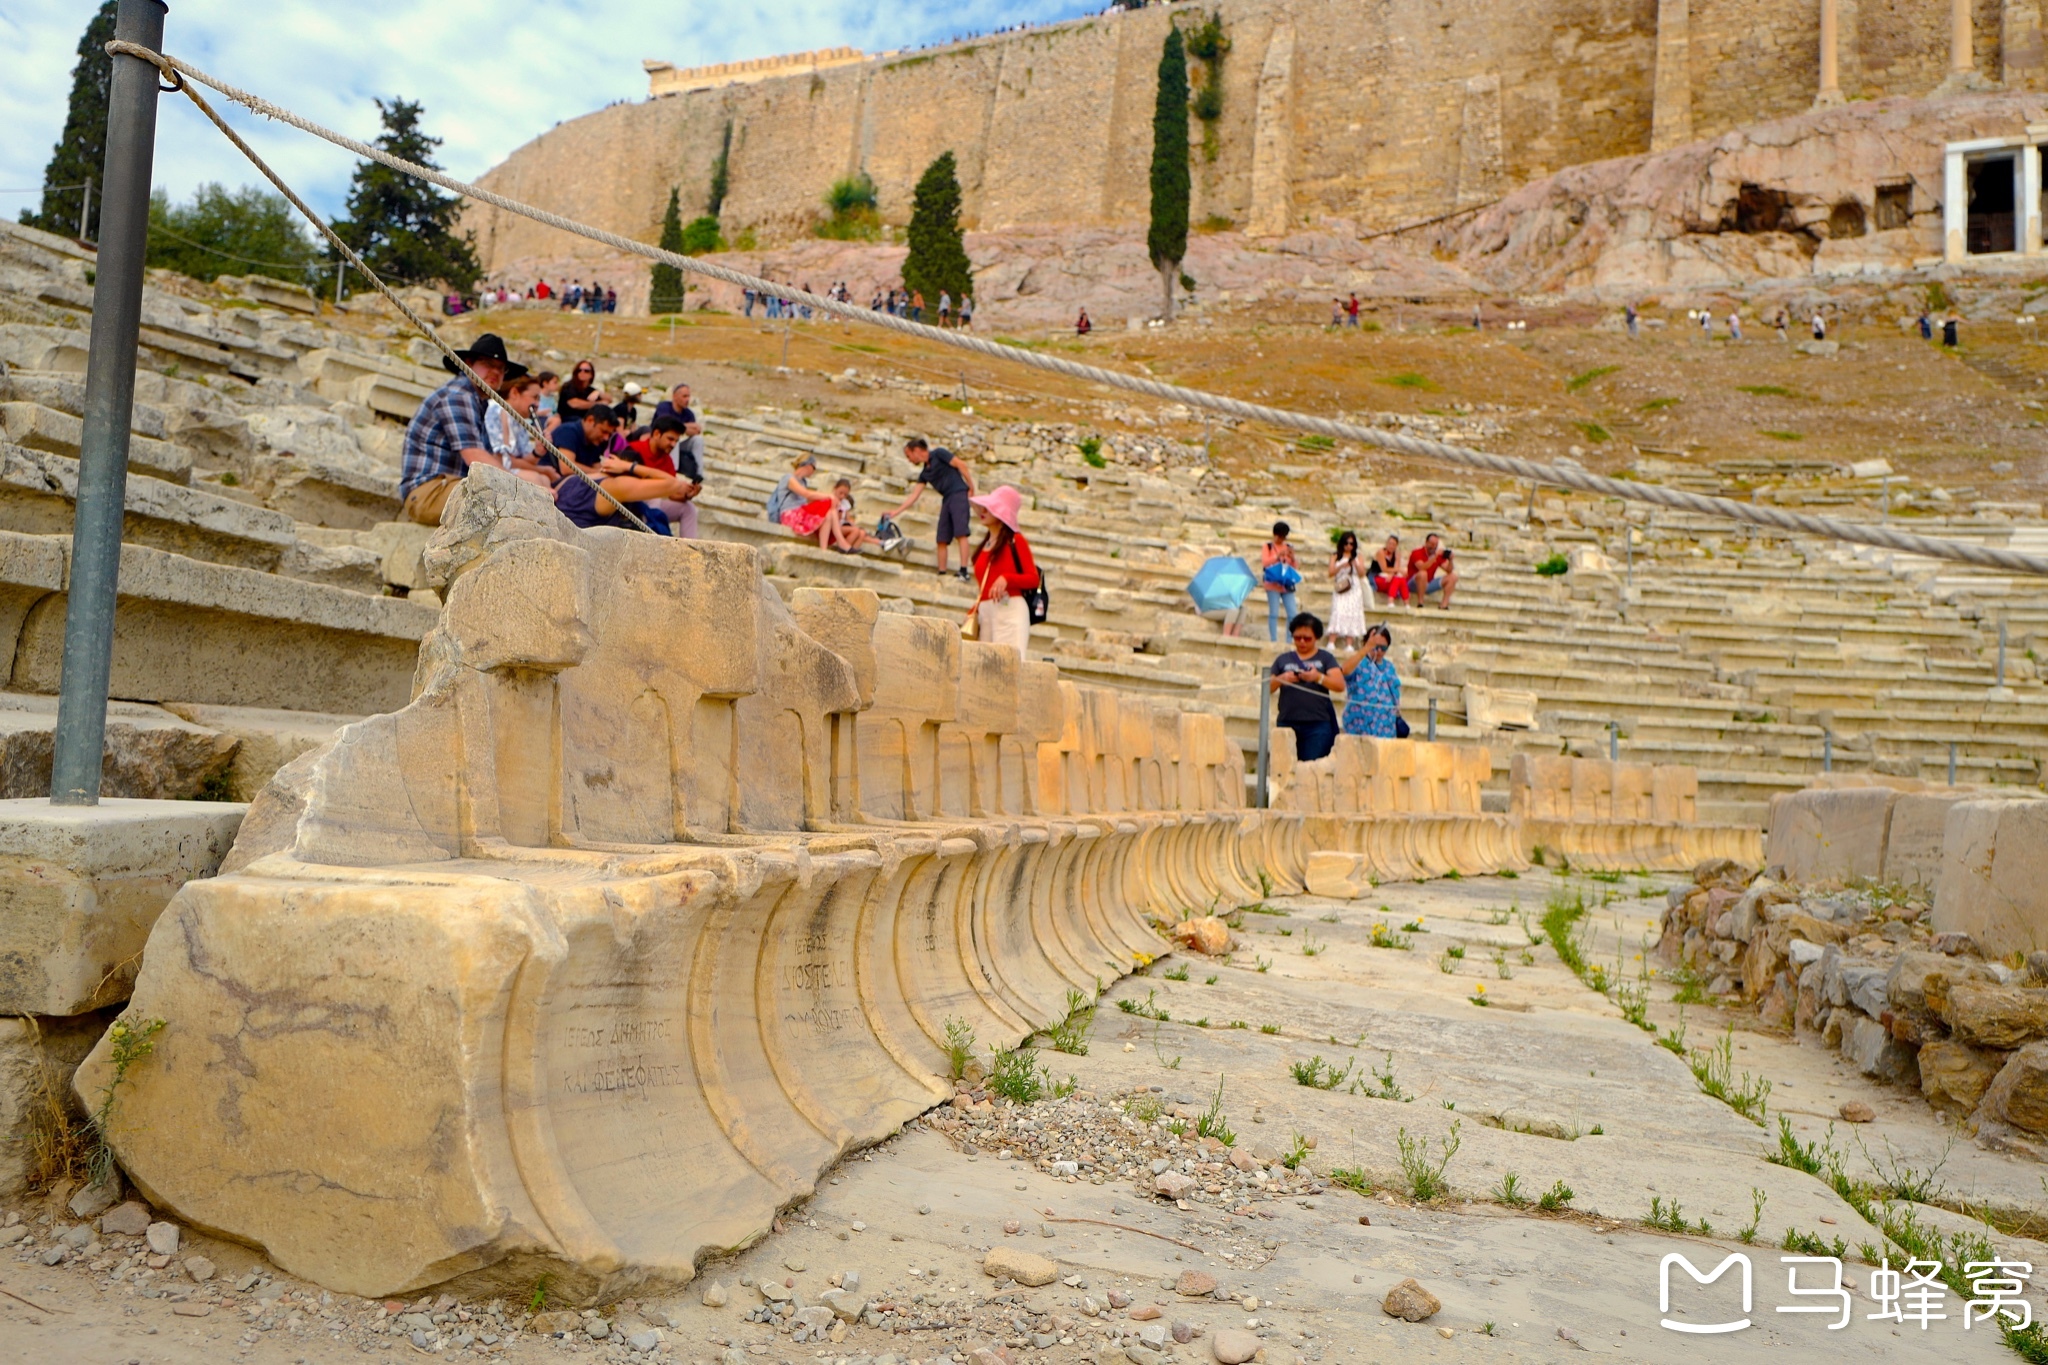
[[398, 333, 527, 526]]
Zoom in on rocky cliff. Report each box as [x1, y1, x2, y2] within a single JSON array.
[[467, 0, 1984, 295]]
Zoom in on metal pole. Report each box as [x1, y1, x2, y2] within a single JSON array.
[[333, 259, 345, 307], [1427, 695, 1437, 742], [50, 0, 167, 806], [1997, 619, 2008, 688], [1948, 742, 1957, 786], [78, 174, 94, 241], [1609, 720, 1619, 762], [1823, 731, 1833, 773], [1254, 662, 1272, 810], [1625, 531, 1633, 588]]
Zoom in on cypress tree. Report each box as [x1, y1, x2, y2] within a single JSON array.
[[1148, 24, 1191, 321], [902, 151, 973, 310], [651, 187, 687, 313], [707, 122, 733, 217], [330, 99, 482, 291], [25, 2, 117, 239]]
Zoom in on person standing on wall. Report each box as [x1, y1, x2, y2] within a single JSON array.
[[1270, 612, 1344, 762], [885, 436, 979, 579], [1260, 521, 1302, 642], [1327, 530, 1366, 650], [965, 485, 1039, 660]]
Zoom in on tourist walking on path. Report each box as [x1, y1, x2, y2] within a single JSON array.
[[1943, 314, 1960, 348], [1269, 613, 1344, 762], [966, 485, 1039, 660], [1339, 624, 1402, 738], [399, 333, 527, 526], [1812, 311, 1827, 342], [768, 454, 845, 550], [1260, 522, 1302, 642], [1368, 533, 1408, 604], [1918, 310, 1933, 340], [1076, 309, 1092, 335], [1727, 310, 1742, 342], [1625, 301, 1639, 338], [1327, 530, 1366, 649], [886, 436, 979, 578]]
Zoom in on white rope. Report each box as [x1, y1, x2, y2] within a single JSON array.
[[116, 41, 2048, 578]]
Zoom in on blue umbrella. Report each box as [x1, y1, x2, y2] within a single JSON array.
[[1187, 556, 1260, 614]]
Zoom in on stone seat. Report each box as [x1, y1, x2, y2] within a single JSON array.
[[0, 402, 192, 484], [0, 531, 432, 715]]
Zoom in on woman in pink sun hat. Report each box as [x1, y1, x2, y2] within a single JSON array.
[[966, 484, 1040, 660]]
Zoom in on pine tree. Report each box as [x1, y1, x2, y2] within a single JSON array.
[[330, 99, 482, 291], [24, 2, 117, 239], [902, 151, 973, 311], [1148, 24, 1192, 321], [651, 187, 687, 313]]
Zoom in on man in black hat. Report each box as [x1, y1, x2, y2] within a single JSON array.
[[398, 333, 528, 525]]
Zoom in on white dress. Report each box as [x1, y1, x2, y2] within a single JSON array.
[[1328, 555, 1367, 638]]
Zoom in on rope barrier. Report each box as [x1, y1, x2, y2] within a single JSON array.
[[121, 48, 652, 533], [110, 40, 2048, 578]]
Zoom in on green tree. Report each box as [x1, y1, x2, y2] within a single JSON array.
[[902, 151, 972, 310], [1148, 24, 1191, 321], [650, 187, 687, 313], [817, 173, 880, 241], [707, 121, 733, 216], [24, 2, 116, 239], [330, 99, 481, 291], [145, 184, 323, 285], [681, 216, 725, 254]]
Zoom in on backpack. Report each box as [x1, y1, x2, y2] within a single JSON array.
[[1013, 542, 1050, 625], [765, 475, 795, 524]]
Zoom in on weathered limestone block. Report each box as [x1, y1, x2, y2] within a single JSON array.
[[1881, 792, 1973, 891], [1917, 1039, 2006, 1117], [79, 468, 1243, 1301], [0, 1010, 114, 1199], [0, 402, 191, 484], [0, 692, 235, 800], [156, 702, 360, 802], [1977, 1042, 2048, 1135], [1933, 799, 2048, 958], [0, 797, 243, 1015], [1843, 1014, 1918, 1086], [1765, 787, 1895, 883], [1304, 851, 1373, 900], [1939, 982, 2048, 1050]]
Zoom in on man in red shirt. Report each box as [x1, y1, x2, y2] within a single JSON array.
[[1405, 533, 1458, 609]]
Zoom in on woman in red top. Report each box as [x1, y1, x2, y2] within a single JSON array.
[[967, 485, 1038, 660]]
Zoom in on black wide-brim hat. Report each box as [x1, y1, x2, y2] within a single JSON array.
[[444, 333, 529, 382]]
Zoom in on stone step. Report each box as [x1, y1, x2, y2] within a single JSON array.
[[0, 402, 191, 484], [0, 530, 432, 715]]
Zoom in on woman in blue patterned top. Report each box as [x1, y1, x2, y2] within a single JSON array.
[[1340, 624, 1402, 738]]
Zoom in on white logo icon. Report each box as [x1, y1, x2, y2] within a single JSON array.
[[1661, 1253, 1752, 1334]]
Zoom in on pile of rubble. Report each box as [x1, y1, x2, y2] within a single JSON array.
[[1659, 858, 2048, 1156]]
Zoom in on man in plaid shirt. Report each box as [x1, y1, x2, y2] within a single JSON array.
[[399, 334, 528, 525]]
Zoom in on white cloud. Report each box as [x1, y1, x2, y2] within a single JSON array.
[[6, 0, 1103, 225]]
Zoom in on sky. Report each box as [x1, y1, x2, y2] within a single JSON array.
[[2, 0, 1103, 224]]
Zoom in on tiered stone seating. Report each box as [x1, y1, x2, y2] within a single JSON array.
[[1509, 753, 1761, 871], [83, 469, 1271, 1297], [1267, 732, 1524, 889]]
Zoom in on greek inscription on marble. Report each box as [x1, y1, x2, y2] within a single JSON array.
[[561, 1017, 677, 1049], [560, 1061, 690, 1095]]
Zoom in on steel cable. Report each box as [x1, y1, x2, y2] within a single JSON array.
[[109, 40, 2048, 577]]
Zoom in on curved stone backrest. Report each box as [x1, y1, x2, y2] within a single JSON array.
[[857, 612, 959, 822]]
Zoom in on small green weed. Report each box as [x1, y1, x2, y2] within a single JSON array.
[[1195, 1077, 1235, 1146], [1538, 1180, 1575, 1212], [1330, 1167, 1373, 1194], [1687, 1025, 1771, 1125], [1282, 1134, 1311, 1170], [1566, 365, 1619, 392], [1290, 1055, 1355, 1090], [1494, 1171, 1528, 1206], [1646, 1196, 1711, 1236], [1535, 553, 1570, 577], [1259, 1022, 1280, 1035], [988, 1047, 1048, 1104], [1781, 1227, 1847, 1258], [1738, 1188, 1768, 1244], [1164, 964, 1190, 981], [1368, 1052, 1411, 1102], [943, 1016, 976, 1080], [1043, 988, 1093, 1056], [1395, 1121, 1461, 1202]]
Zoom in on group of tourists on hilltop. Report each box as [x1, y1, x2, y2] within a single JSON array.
[[1259, 521, 1457, 647], [399, 334, 706, 538]]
